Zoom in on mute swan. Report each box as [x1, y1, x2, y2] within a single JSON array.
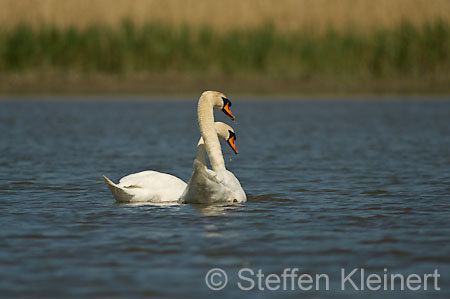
[[103, 122, 237, 203], [103, 91, 235, 203], [103, 91, 240, 203], [179, 91, 247, 204]]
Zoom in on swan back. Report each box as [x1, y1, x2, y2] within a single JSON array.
[[105, 171, 187, 203]]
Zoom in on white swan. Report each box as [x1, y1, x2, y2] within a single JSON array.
[[103, 122, 237, 203], [103, 171, 186, 203], [179, 91, 247, 204]]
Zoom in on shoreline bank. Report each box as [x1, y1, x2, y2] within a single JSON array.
[[1, 72, 449, 95]]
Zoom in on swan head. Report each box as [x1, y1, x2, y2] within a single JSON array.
[[201, 90, 235, 120], [214, 122, 238, 154]]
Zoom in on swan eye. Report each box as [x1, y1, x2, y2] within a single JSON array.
[[221, 97, 235, 120], [228, 130, 236, 140], [221, 97, 232, 107], [227, 131, 238, 154]]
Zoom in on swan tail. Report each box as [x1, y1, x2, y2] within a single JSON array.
[[103, 175, 134, 202]]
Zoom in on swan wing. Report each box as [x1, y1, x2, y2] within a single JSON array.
[[179, 160, 246, 204], [104, 171, 187, 203], [216, 170, 247, 203]]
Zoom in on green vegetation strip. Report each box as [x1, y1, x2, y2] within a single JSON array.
[[0, 20, 449, 82]]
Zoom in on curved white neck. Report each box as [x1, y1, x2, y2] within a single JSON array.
[[197, 95, 226, 171], [195, 137, 207, 166]]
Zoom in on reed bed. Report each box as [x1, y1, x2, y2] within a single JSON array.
[[0, 0, 449, 93], [0, 20, 448, 82], [1, 0, 450, 32]]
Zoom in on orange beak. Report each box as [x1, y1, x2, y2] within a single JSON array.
[[227, 136, 238, 154], [222, 102, 235, 120]]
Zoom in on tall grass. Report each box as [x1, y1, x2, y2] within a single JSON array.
[[2, 0, 450, 33], [0, 20, 448, 83]]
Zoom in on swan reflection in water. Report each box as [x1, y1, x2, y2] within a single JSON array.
[[114, 201, 244, 217], [192, 203, 244, 216]]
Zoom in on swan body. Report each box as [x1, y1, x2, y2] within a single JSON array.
[[103, 171, 186, 203], [179, 91, 247, 204], [103, 121, 237, 203], [103, 90, 244, 204], [179, 160, 246, 204]]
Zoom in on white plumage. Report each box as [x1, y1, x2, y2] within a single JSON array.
[[103, 171, 186, 203], [179, 91, 247, 204], [103, 91, 246, 204]]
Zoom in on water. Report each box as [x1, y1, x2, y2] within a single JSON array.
[[0, 96, 449, 298]]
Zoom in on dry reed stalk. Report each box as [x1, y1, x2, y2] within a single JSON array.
[[0, 0, 449, 32]]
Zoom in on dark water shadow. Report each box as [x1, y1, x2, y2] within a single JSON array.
[[247, 194, 293, 203]]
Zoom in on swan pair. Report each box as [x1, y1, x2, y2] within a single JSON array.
[[103, 91, 246, 204]]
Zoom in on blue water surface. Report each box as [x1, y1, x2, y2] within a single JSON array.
[[0, 96, 449, 298]]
